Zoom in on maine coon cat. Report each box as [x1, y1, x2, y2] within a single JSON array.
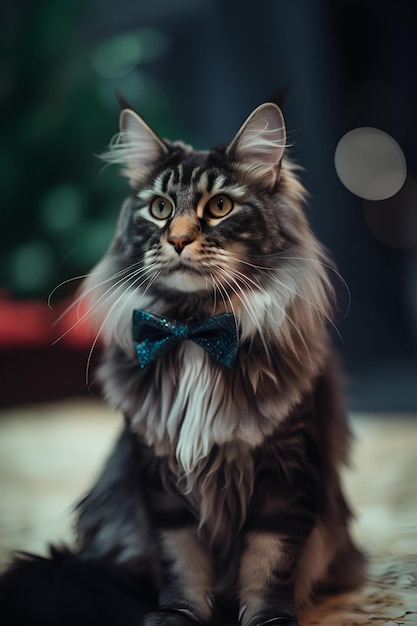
[[0, 101, 365, 626]]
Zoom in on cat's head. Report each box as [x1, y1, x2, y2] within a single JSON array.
[[82, 103, 333, 357]]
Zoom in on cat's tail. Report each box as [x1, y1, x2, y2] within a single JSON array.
[[0, 545, 157, 626]]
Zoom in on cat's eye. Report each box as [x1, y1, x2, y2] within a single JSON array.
[[150, 197, 174, 220], [206, 194, 234, 219]]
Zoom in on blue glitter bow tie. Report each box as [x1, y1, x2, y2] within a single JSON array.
[[132, 310, 238, 368]]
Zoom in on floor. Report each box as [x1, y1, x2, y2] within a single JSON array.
[[0, 398, 416, 625]]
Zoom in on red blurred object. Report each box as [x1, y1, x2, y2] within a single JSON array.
[[0, 294, 97, 349], [0, 294, 102, 406]]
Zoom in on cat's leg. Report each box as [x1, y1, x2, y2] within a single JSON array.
[[78, 428, 216, 624], [238, 461, 317, 626], [143, 470, 215, 626], [299, 519, 366, 597], [144, 526, 215, 626], [238, 530, 301, 626], [130, 442, 217, 626]]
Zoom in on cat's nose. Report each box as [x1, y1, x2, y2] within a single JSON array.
[[168, 234, 193, 254]]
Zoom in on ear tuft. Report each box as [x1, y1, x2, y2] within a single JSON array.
[[102, 109, 168, 187], [228, 103, 286, 190], [115, 91, 134, 112], [268, 83, 291, 112]]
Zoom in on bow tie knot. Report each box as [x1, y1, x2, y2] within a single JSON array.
[[132, 310, 238, 368]]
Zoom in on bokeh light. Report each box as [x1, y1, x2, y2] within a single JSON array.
[[91, 29, 168, 79], [335, 127, 407, 201], [76, 219, 118, 266], [92, 33, 143, 79], [9, 242, 55, 294], [39, 184, 85, 234]]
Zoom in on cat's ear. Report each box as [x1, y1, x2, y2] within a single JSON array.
[[103, 109, 168, 187], [228, 103, 286, 190]]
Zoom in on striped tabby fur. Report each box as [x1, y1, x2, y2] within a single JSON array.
[[74, 102, 365, 626]]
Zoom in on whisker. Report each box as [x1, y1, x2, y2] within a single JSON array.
[[213, 265, 271, 359], [266, 272, 343, 346], [49, 256, 142, 304], [75, 262, 150, 321], [206, 274, 219, 317], [242, 253, 351, 318], [280, 310, 313, 369], [51, 262, 144, 327], [210, 274, 239, 336], [48, 273, 91, 310], [223, 261, 312, 365], [212, 258, 322, 365], [85, 266, 162, 385], [52, 263, 151, 345], [112, 263, 162, 348], [223, 252, 343, 344], [112, 264, 160, 348]]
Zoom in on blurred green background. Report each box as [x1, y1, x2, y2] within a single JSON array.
[[1, 0, 416, 409], [0, 0, 187, 299]]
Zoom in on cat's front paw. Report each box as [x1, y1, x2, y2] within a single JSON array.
[[144, 608, 203, 626]]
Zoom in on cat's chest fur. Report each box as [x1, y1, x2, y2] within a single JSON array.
[[100, 316, 320, 488], [128, 342, 272, 473], [115, 341, 261, 553]]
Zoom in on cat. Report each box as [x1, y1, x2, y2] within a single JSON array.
[[0, 100, 365, 626]]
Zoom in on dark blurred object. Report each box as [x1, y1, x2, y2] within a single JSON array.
[[0, 345, 101, 407]]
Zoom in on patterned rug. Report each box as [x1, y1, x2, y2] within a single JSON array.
[[301, 556, 417, 624], [0, 400, 416, 625]]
